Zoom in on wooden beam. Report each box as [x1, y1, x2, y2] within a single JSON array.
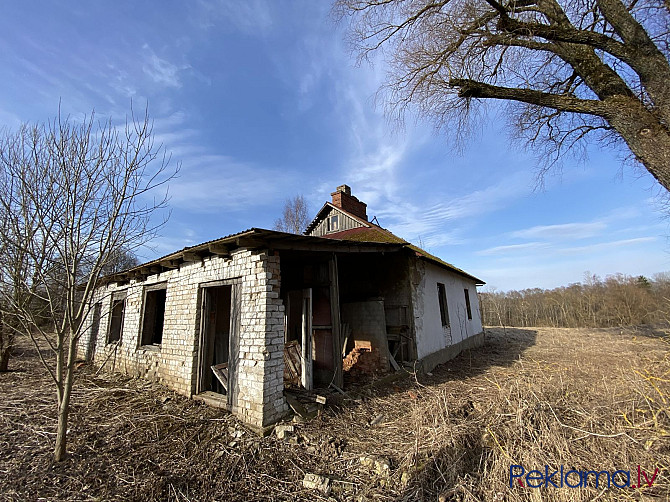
[[387, 346, 401, 372], [235, 237, 267, 249], [131, 271, 147, 281], [268, 241, 402, 254], [182, 251, 202, 262], [302, 288, 313, 390], [208, 243, 230, 256], [159, 259, 179, 269], [114, 274, 130, 286], [139, 266, 161, 276]]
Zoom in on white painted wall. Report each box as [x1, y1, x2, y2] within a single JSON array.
[[413, 261, 483, 359]]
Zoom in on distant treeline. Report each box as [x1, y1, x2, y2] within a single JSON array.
[[479, 273, 670, 328]]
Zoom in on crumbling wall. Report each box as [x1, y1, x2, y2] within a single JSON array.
[[341, 300, 388, 375], [78, 249, 288, 429], [342, 340, 386, 378], [410, 258, 483, 360]]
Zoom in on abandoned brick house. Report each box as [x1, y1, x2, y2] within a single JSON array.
[[79, 185, 485, 430]]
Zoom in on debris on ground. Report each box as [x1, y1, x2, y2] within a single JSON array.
[[359, 455, 391, 476], [302, 473, 332, 495], [1, 327, 669, 501], [274, 424, 294, 440]]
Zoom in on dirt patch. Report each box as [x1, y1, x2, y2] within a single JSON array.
[[1, 327, 668, 501]]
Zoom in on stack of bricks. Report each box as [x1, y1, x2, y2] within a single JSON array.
[[342, 340, 388, 380]]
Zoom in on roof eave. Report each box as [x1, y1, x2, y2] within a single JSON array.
[[100, 227, 405, 286]]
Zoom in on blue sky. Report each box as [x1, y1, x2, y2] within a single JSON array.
[[1, 1, 667, 291]]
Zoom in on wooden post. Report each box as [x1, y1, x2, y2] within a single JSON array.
[[301, 288, 313, 390], [329, 255, 343, 388], [228, 282, 241, 408], [196, 287, 209, 394]]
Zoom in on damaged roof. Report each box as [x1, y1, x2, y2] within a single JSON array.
[[102, 227, 405, 284], [317, 220, 484, 285], [103, 193, 484, 286]]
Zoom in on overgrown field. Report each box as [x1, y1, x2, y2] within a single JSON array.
[[1, 327, 669, 501]]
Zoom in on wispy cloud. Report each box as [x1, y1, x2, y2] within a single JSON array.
[[477, 242, 549, 256], [167, 154, 300, 213], [511, 221, 607, 240], [193, 0, 274, 34], [142, 45, 184, 88], [558, 237, 657, 255], [376, 170, 532, 245]]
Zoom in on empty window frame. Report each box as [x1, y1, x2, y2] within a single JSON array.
[[464, 288, 473, 320], [107, 292, 126, 343], [327, 214, 339, 233], [437, 283, 450, 327], [140, 284, 167, 346]]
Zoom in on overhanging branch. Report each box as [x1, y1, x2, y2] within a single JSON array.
[[450, 78, 607, 115]]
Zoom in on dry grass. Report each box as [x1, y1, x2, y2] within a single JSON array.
[[1, 326, 669, 501]]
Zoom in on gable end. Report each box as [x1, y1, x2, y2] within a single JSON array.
[[307, 206, 367, 237]]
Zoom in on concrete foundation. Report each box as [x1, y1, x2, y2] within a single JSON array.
[[417, 330, 485, 373]]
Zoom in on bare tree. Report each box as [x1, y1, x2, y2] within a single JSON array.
[[0, 107, 175, 461], [0, 224, 12, 371], [335, 0, 670, 190], [100, 247, 140, 276], [274, 195, 309, 234], [479, 272, 662, 327]]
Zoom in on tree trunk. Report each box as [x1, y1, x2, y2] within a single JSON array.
[[54, 334, 78, 462], [0, 324, 11, 372], [54, 365, 74, 461], [0, 345, 10, 372], [605, 96, 670, 190], [54, 396, 70, 461]]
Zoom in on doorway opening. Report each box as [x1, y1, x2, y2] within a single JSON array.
[[199, 285, 232, 395]]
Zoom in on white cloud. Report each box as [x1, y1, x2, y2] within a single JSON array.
[[142, 45, 183, 88], [557, 237, 657, 255], [374, 170, 532, 245], [477, 242, 549, 256], [194, 0, 274, 34], [166, 154, 300, 213], [477, 237, 668, 291], [510, 221, 607, 240]]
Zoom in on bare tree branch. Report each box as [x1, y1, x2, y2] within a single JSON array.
[[336, 0, 670, 189], [274, 195, 310, 234], [0, 105, 178, 461]]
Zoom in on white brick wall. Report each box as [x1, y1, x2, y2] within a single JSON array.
[[78, 248, 289, 429]]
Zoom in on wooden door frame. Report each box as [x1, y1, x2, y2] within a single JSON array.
[[196, 279, 240, 405]]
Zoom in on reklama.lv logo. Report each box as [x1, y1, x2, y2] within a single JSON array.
[[510, 465, 659, 489]]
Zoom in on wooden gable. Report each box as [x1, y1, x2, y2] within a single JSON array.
[[307, 205, 367, 237]]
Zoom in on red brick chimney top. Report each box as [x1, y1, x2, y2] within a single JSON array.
[[331, 184, 367, 221]]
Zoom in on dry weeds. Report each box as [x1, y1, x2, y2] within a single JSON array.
[[1, 326, 668, 501]]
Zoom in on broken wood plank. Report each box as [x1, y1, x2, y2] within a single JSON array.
[[329, 382, 347, 395], [387, 346, 401, 371], [211, 363, 229, 392], [341, 323, 350, 357], [283, 341, 301, 385], [285, 393, 315, 419]]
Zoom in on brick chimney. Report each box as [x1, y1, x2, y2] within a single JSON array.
[[331, 184, 367, 221]]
